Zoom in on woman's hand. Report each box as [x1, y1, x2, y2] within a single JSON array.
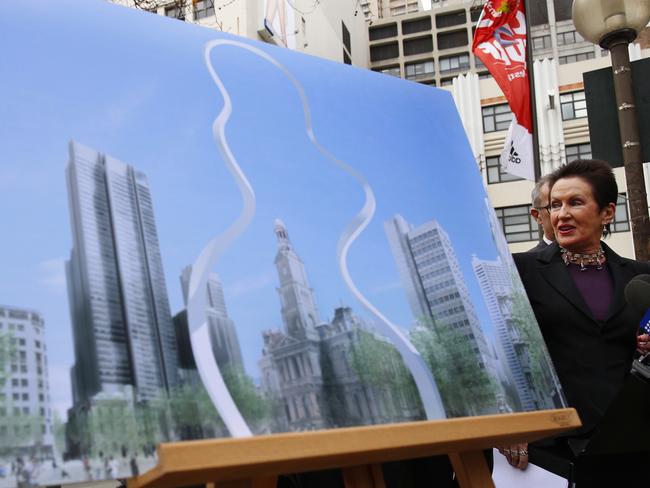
[[497, 443, 529, 470], [637, 333, 650, 354]]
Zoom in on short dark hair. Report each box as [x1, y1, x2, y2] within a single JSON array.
[[548, 159, 618, 236]]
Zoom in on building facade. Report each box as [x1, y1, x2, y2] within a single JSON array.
[[0, 305, 54, 457], [366, 0, 649, 257], [384, 215, 494, 370], [111, 0, 370, 67], [259, 219, 421, 431], [65, 141, 179, 407], [179, 266, 244, 372]]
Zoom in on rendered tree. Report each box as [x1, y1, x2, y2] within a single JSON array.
[[507, 278, 563, 408], [350, 329, 424, 419], [221, 365, 271, 432], [411, 317, 499, 417]]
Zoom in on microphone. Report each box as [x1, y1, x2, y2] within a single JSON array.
[[624, 274, 650, 335], [625, 275, 650, 369]]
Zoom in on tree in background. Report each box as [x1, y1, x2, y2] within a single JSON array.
[[411, 316, 499, 417], [222, 365, 272, 433], [350, 329, 424, 420]]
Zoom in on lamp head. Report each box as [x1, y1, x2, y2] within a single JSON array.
[[572, 0, 650, 48]]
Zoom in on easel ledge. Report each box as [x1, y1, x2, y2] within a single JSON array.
[[128, 408, 579, 488]]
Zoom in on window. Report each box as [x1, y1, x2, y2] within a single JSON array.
[[529, 2, 549, 25], [560, 91, 587, 120], [370, 42, 399, 62], [369, 23, 397, 41], [403, 36, 433, 56], [470, 7, 482, 22], [375, 65, 401, 77], [565, 143, 591, 162], [611, 194, 630, 233], [436, 10, 466, 28], [557, 30, 584, 46], [559, 51, 595, 64], [164, 5, 185, 20], [553, 0, 573, 21], [437, 29, 468, 50], [193, 0, 214, 20], [440, 77, 454, 86], [402, 17, 431, 35], [474, 56, 485, 69], [405, 60, 434, 80], [342, 21, 351, 65], [439, 52, 470, 73], [482, 104, 513, 132], [495, 205, 537, 242], [532, 35, 552, 51], [486, 156, 522, 184]]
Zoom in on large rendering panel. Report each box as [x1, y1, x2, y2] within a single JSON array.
[[0, 0, 564, 485]]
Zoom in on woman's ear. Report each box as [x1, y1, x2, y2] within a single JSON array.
[[601, 202, 616, 225]]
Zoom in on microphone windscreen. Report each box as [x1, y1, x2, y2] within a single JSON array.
[[624, 274, 650, 312]]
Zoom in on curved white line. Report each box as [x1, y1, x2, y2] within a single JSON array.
[[191, 39, 445, 439]]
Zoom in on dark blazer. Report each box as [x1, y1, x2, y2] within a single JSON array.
[[514, 242, 650, 435], [527, 240, 550, 253]]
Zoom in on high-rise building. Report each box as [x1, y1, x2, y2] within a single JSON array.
[[471, 256, 534, 409], [471, 255, 563, 410], [179, 266, 244, 371], [384, 215, 493, 374], [0, 305, 54, 457], [65, 141, 178, 405]]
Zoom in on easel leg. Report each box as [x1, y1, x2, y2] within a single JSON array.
[[449, 451, 494, 488], [342, 464, 386, 488], [209, 476, 277, 488]]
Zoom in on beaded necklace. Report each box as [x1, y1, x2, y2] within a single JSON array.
[[560, 246, 606, 271]]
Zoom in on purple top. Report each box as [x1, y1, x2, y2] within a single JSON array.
[[567, 263, 614, 322]]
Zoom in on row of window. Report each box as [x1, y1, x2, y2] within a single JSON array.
[[369, 8, 482, 40], [559, 51, 595, 65], [370, 34, 471, 62], [532, 30, 586, 51], [482, 91, 586, 134], [486, 143, 592, 184], [495, 193, 630, 244]]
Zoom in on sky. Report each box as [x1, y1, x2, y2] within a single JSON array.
[[0, 0, 501, 420]]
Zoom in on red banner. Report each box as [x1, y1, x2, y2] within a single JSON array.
[[472, 0, 534, 180]]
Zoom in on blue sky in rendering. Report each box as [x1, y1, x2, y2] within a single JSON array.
[[0, 0, 501, 419]]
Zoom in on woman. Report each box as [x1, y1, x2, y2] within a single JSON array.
[[501, 160, 650, 484]]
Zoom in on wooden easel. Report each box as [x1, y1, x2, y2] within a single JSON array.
[[127, 408, 579, 488]]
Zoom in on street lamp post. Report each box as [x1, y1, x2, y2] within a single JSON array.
[[573, 0, 650, 261]]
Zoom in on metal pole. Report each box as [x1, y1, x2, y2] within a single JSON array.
[[523, 0, 541, 182], [604, 32, 650, 261]]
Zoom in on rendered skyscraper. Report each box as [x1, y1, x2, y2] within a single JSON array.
[[65, 141, 178, 404]]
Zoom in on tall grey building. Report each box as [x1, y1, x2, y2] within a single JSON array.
[[0, 305, 53, 456], [471, 256, 534, 410], [65, 141, 178, 404], [179, 266, 244, 371], [384, 215, 493, 375], [471, 255, 562, 410]]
